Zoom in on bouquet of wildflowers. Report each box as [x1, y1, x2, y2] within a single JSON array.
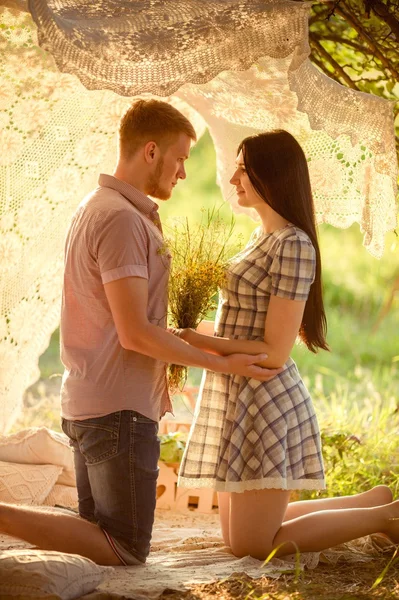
[[165, 207, 242, 391]]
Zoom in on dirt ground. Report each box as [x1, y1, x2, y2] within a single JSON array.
[[158, 559, 399, 600], [84, 551, 399, 600]]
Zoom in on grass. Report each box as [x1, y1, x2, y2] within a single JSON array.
[[302, 370, 399, 499]]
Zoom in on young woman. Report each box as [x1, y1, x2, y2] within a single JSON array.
[[176, 131, 398, 559]]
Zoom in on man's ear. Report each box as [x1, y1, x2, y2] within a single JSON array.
[[144, 141, 158, 164]]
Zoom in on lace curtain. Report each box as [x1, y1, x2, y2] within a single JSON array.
[[0, 1, 397, 433]]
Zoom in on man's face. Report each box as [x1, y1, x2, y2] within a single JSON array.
[[147, 133, 191, 200]]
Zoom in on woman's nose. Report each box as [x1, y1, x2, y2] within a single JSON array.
[[230, 169, 239, 185]]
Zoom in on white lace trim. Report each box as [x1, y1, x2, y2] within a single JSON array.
[[178, 475, 326, 493]]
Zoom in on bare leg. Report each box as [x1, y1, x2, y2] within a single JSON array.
[[218, 492, 230, 546], [0, 503, 122, 566], [228, 489, 399, 560], [219, 485, 393, 546], [284, 485, 393, 520]]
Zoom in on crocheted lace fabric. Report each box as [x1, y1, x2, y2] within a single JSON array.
[[0, 1, 397, 432]]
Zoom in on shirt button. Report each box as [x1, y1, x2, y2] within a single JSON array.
[[133, 416, 137, 422]]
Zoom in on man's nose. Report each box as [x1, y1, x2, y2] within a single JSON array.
[[179, 165, 186, 180]]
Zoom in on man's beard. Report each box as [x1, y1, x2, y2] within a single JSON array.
[[147, 157, 171, 200]]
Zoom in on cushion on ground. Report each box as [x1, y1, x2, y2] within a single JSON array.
[[0, 461, 62, 505], [43, 484, 78, 509], [0, 549, 113, 600], [0, 427, 75, 486]]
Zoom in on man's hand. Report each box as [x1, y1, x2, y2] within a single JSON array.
[[218, 353, 282, 381], [104, 277, 283, 376], [172, 330, 283, 379]]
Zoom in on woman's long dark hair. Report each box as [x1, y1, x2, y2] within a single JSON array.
[[238, 131, 329, 353]]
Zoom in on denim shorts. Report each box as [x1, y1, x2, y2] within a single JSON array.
[[62, 410, 160, 565]]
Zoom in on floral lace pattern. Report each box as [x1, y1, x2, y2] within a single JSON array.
[[28, 0, 311, 96], [176, 55, 397, 252], [0, 3, 397, 433]]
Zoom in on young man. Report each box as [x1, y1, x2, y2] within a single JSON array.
[[0, 100, 279, 566]]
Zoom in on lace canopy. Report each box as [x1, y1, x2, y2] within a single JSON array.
[[0, 0, 397, 432]]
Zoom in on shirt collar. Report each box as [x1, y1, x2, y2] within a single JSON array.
[[98, 174, 160, 219]]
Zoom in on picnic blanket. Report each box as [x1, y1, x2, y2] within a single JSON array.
[[0, 507, 394, 600]]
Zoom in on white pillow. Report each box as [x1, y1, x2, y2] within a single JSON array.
[[0, 461, 62, 505], [0, 549, 113, 600], [43, 484, 78, 509], [0, 427, 75, 486]]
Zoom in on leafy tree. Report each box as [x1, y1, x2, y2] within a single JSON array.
[[307, 0, 398, 326], [308, 0, 399, 158]]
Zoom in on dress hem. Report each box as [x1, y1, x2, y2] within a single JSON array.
[[177, 475, 326, 493]]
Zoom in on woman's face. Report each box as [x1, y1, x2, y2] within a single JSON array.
[[229, 150, 263, 209]]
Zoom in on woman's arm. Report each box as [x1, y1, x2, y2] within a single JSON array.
[[181, 295, 306, 369], [196, 320, 215, 336]]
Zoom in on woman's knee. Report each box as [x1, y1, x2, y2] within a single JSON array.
[[230, 538, 273, 561]]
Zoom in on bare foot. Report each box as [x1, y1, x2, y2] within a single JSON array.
[[384, 500, 399, 544], [366, 485, 393, 507]]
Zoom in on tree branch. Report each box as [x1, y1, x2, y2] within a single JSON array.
[[310, 53, 345, 85], [332, 2, 399, 80], [311, 32, 372, 55], [309, 33, 360, 88], [369, 0, 399, 41], [325, 0, 344, 19]]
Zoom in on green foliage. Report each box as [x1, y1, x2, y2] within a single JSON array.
[[298, 369, 399, 500], [38, 327, 62, 379], [165, 206, 242, 390], [309, 0, 399, 157], [310, 1, 399, 99], [166, 207, 240, 330], [159, 431, 187, 464], [371, 547, 399, 590]]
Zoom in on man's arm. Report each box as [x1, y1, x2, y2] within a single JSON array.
[[103, 276, 281, 381]]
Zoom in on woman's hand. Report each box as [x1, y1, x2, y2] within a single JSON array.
[[179, 328, 196, 342], [167, 327, 196, 343]]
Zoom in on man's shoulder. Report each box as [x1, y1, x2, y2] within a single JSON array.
[[80, 185, 127, 211], [77, 186, 147, 224]]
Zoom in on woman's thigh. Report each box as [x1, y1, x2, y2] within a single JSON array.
[[229, 488, 290, 559]]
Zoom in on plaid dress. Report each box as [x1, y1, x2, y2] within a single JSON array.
[[178, 225, 325, 493]]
